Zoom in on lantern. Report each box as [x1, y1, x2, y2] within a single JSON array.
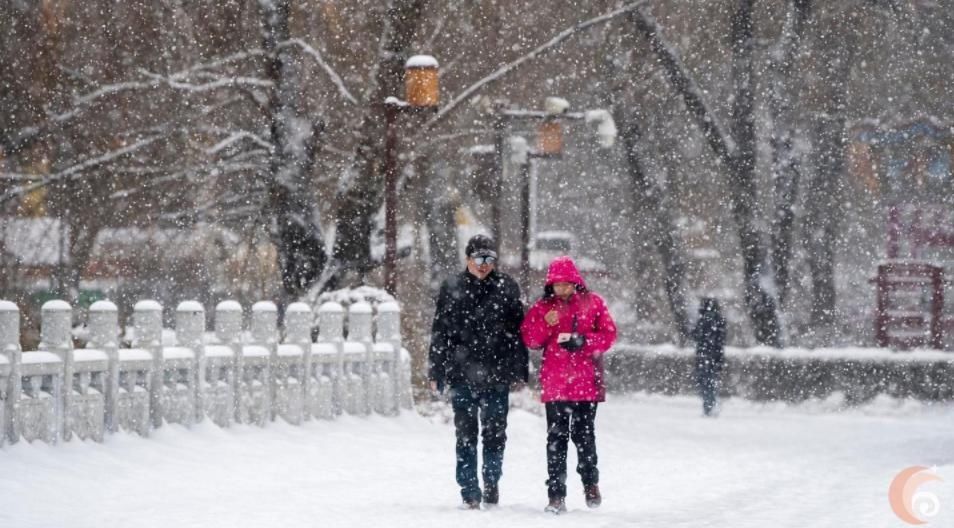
[[536, 120, 563, 157], [404, 55, 439, 108]]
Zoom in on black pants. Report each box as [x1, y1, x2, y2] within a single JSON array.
[[696, 363, 722, 416], [451, 385, 510, 502], [545, 401, 598, 499]]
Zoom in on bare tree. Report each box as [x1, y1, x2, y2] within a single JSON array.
[[626, 4, 782, 346], [767, 0, 812, 310]]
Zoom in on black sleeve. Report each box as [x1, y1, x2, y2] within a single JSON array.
[[715, 318, 727, 351], [429, 280, 454, 385], [505, 278, 529, 383]]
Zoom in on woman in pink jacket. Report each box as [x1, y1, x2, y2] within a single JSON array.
[[520, 256, 617, 514]]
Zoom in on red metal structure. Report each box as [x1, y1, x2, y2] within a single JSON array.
[[872, 261, 944, 349], [853, 119, 954, 349]]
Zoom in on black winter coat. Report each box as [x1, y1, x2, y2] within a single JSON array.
[[692, 310, 727, 370], [429, 269, 528, 390]]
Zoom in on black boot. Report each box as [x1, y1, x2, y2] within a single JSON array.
[[584, 484, 602, 508], [544, 496, 567, 514], [483, 483, 499, 505]]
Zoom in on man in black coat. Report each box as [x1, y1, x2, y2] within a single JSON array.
[[429, 235, 528, 509]]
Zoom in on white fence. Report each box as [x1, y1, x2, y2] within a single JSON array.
[[0, 298, 412, 445]]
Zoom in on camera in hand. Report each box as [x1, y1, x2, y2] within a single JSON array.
[[557, 332, 586, 351]]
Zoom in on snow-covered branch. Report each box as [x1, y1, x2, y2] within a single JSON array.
[[629, 7, 737, 161], [141, 70, 273, 92], [206, 131, 274, 155], [183, 48, 269, 75], [284, 38, 358, 105], [425, 1, 648, 130], [0, 136, 161, 204]]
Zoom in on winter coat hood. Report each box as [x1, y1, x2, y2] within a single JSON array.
[[545, 256, 587, 289]]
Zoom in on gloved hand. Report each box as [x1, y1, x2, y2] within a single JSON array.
[[559, 333, 586, 351]]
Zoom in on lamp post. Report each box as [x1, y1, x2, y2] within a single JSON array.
[[383, 55, 439, 295], [486, 97, 616, 290]]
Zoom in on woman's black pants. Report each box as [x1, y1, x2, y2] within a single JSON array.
[[545, 401, 598, 499]]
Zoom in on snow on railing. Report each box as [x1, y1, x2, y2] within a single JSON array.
[[0, 298, 411, 445]]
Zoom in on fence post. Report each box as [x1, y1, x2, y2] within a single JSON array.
[[0, 301, 21, 444], [134, 300, 164, 428], [318, 302, 345, 415], [251, 301, 278, 421], [88, 300, 120, 434], [285, 302, 312, 419], [376, 301, 404, 413], [215, 301, 243, 423], [39, 300, 72, 442], [349, 302, 373, 415], [176, 301, 205, 423]]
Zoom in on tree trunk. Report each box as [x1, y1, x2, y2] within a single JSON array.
[[768, 0, 812, 309], [259, 0, 328, 300], [331, 0, 429, 283], [629, 5, 782, 345], [806, 113, 844, 331], [728, 0, 782, 346], [616, 114, 692, 342], [803, 9, 859, 337], [423, 160, 460, 291]]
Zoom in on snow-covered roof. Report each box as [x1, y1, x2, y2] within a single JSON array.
[[1, 217, 241, 267], [534, 230, 575, 241], [1, 217, 64, 266]]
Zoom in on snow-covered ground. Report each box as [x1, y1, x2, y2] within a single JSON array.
[[2, 394, 953, 528]]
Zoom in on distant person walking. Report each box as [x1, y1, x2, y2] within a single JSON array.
[[520, 256, 617, 514], [692, 298, 727, 417], [428, 235, 528, 509]]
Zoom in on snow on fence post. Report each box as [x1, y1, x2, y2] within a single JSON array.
[[210, 301, 241, 427], [88, 300, 120, 434], [176, 301, 206, 423], [252, 302, 280, 422], [238, 301, 273, 427], [317, 302, 345, 416], [255, 301, 297, 425], [376, 301, 405, 414], [39, 300, 75, 441], [0, 301, 21, 444], [283, 303, 314, 421], [134, 301, 164, 428], [346, 302, 373, 415], [91, 300, 153, 437]]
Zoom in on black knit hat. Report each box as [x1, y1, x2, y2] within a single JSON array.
[[465, 234, 497, 258]]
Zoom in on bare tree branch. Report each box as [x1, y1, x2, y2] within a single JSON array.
[[284, 38, 358, 105], [0, 136, 162, 204], [206, 131, 274, 154], [628, 6, 737, 162], [425, 1, 648, 130]]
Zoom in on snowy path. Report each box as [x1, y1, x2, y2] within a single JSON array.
[[2, 394, 952, 528]]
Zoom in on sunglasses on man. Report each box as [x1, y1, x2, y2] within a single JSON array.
[[472, 255, 497, 265]]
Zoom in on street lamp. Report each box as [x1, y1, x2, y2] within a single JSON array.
[[383, 55, 439, 295], [483, 96, 616, 290]]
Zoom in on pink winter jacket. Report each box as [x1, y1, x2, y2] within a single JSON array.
[[520, 256, 617, 402]]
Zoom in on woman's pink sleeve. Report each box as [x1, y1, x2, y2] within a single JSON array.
[[521, 302, 552, 350], [586, 295, 618, 356]]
